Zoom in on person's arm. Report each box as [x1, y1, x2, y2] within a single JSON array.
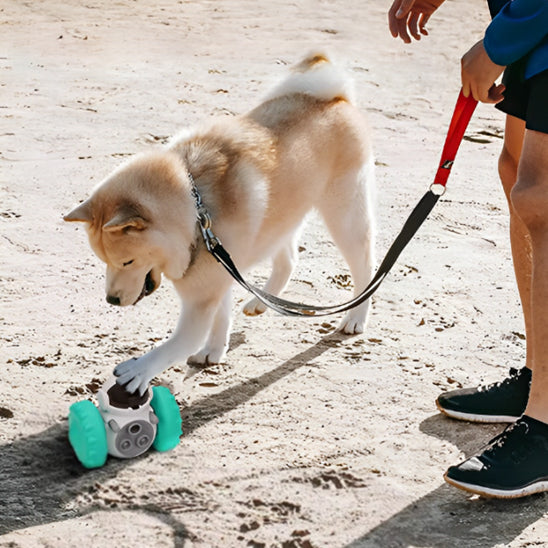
[[461, 40, 506, 103], [464, 0, 548, 104], [484, 0, 548, 66], [388, 0, 446, 43]]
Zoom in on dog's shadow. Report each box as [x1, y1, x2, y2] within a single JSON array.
[[0, 331, 344, 539], [181, 330, 344, 434]]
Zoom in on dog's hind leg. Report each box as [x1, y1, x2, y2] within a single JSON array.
[[188, 289, 233, 365], [242, 230, 300, 316], [318, 162, 375, 334]]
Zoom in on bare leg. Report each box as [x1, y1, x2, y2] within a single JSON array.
[[499, 115, 533, 370], [511, 128, 548, 423], [442, 129, 548, 499]]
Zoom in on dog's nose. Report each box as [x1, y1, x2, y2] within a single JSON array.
[[106, 295, 121, 306]]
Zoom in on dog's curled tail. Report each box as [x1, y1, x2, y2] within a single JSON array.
[[265, 52, 356, 104]]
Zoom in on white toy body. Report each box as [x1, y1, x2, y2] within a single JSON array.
[[96, 375, 159, 459]]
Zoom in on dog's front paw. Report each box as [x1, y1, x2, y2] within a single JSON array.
[[187, 345, 227, 366], [114, 357, 153, 396], [243, 297, 267, 316]]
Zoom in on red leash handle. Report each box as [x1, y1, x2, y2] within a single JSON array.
[[433, 90, 478, 188]]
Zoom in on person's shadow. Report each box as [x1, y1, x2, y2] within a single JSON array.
[[345, 414, 548, 548], [0, 331, 343, 543]]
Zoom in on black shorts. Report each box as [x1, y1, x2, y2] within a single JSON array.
[[495, 60, 548, 134]]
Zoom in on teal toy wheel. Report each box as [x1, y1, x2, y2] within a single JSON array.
[[68, 400, 108, 469], [150, 386, 182, 452]]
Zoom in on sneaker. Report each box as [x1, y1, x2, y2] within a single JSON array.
[[444, 415, 548, 498], [436, 367, 531, 423]]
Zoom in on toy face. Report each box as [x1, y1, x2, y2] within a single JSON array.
[[112, 419, 155, 457]]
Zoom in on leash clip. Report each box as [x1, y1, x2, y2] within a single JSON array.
[[198, 210, 221, 252]]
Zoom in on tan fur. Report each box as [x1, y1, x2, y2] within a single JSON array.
[[65, 54, 376, 395], [293, 53, 330, 72]]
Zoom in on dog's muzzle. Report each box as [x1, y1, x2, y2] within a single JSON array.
[[133, 271, 156, 305]]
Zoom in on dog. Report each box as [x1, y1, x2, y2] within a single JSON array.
[[64, 53, 376, 395]]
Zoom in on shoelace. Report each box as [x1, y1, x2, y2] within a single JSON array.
[[477, 367, 522, 393], [482, 420, 531, 465]]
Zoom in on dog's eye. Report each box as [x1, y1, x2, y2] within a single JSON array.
[[123, 260, 134, 267]]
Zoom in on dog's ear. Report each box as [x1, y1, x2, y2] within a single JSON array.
[[64, 200, 93, 223], [102, 206, 149, 233]]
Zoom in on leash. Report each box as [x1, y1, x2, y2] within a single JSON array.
[[193, 90, 478, 317]]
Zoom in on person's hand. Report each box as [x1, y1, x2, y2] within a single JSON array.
[[461, 40, 506, 103], [388, 0, 446, 43]]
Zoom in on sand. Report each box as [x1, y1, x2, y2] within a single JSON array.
[[1, 0, 547, 546]]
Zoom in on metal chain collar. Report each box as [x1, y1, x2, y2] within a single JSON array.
[[188, 172, 222, 253]]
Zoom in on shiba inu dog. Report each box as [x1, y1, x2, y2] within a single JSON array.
[[65, 53, 375, 395]]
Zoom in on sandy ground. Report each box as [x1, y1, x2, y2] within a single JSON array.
[[2, 0, 547, 546]]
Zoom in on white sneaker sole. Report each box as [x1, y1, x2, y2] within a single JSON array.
[[436, 400, 520, 423], [445, 474, 548, 499]]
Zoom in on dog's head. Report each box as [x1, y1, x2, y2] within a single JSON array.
[[65, 152, 197, 306]]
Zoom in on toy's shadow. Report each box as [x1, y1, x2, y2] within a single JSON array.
[[0, 331, 344, 539]]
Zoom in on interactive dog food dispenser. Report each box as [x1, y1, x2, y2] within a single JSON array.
[[68, 375, 182, 469]]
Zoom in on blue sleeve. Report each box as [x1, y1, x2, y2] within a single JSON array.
[[484, 0, 548, 66]]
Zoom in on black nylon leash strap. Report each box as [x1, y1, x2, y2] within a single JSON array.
[[209, 190, 440, 317]]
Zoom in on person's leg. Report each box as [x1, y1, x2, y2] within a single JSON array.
[[444, 128, 548, 498], [436, 115, 532, 423], [511, 128, 548, 423], [500, 115, 533, 371]]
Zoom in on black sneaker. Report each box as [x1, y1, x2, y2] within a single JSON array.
[[444, 415, 548, 498], [436, 367, 531, 423]]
